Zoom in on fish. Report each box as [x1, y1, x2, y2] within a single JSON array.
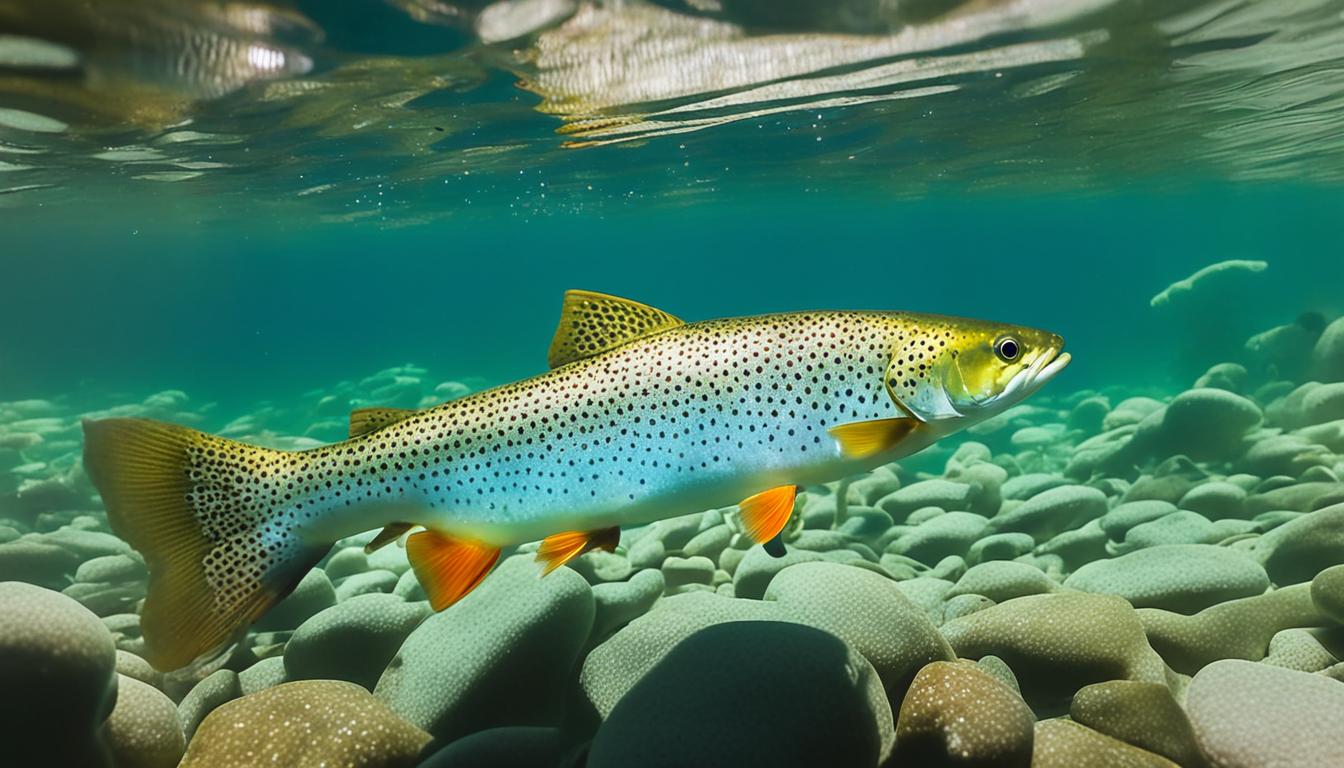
[[82, 290, 1070, 670]]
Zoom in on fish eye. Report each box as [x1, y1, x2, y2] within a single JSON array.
[[995, 337, 1021, 362]]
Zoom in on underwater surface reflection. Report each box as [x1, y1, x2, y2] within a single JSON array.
[[0, 0, 1343, 215]]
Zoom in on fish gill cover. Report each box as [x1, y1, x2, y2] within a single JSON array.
[[2, 1, 1344, 767]]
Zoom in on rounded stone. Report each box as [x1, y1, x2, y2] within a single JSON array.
[[416, 726, 568, 767], [732, 545, 824, 599], [946, 561, 1059, 603], [660, 555, 715, 590], [1312, 316, 1344, 382], [590, 568, 664, 643], [1179, 481, 1249, 519], [324, 546, 370, 581], [182, 680, 430, 768], [879, 480, 976, 521], [177, 669, 241, 742], [587, 622, 892, 768], [0, 581, 117, 766], [1158, 389, 1262, 460], [987, 485, 1108, 542], [334, 569, 400, 601], [1064, 545, 1270, 613], [254, 568, 336, 631], [102, 673, 185, 768], [1032, 719, 1179, 767], [0, 536, 81, 588], [1099, 501, 1178, 542], [375, 556, 594, 742], [966, 533, 1035, 565], [895, 660, 1034, 767], [1070, 680, 1204, 767], [885, 512, 990, 565], [1252, 502, 1344, 584], [76, 554, 148, 584], [940, 593, 1167, 710], [1310, 564, 1344, 623], [285, 593, 429, 691], [1187, 659, 1344, 767]]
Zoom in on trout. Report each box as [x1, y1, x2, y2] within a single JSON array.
[[83, 290, 1070, 670]]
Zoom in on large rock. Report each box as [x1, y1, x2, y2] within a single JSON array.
[[1251, 502, 1344, 584], [587, 622, 892, 768], [253, 568, 336, 631], [0, 581, 117, 766], [1138, 584, 1325, 674], [1187, 659, 1344, 767], [987, 486, 1108, 542], [285, 593, 429, 690], [101, 673, 185, 768], [1064, 545, 1269, 613], [375, 556, 594, 742], [879, 479, 976, 521], [895, 660, 1034, 767], [940, 593, 1166, 711], [0, 536, 81, 588], [177, 669, 240, 742], [1031, 719, 1179, 767], [885, 512, 990, 565], [589, 568, 664, 644], [946, 561, 1059, 603], [1311, 317, 1344, 382], [1070, 680, 1205, 767], [416, 726, 570, 767], [182, 680, 430, 768], [1155, 389, 1262, 460]]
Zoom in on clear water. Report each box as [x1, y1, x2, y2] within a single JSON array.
[[3, 1, 1344, 766]]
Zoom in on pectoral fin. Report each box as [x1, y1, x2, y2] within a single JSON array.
[[536, 526, 621, 575], [738, 485, 799, 545], [364, 523, 415, 554], [828, 418, 918, 460], [406, 531, 500, 611]]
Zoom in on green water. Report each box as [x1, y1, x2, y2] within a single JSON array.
[[2, 1, 1344, 766]]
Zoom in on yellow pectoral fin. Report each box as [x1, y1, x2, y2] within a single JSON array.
[[828, 417, 918, 460], [738, 485, 799, 545], [406, 531, 500, 611], [536, 526, 621, 575]]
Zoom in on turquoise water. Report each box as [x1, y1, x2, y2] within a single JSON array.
[[3, 1, 1344, 766]]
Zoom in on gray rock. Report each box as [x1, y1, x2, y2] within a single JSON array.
[[1099, 500, 1178, 541], [1179, 481, 1249, 519], [334, 569, 400, 601], [40, 528, 131, 561], [879, 479, 976, 522], [660, 555, 715, 590], [375, 556, 594, 742], [1311, 317, 1344, 382], [587, 622, 893, 768], [102, 673, 184, 768], [1000, 473, 1070, 501], [254, 568, 336, 631], [0, 582, 117, 766], [1156, 389, 1262, 460], [239, 656, 289, 696], [1187, 659, 1344, 767], [946, 560, 1059, 603], [1251, 502, 1344, 584], [987, 485, 1108, 542], [416, 726, 569, 767], [1065, 544, 1270, 613], [885, 512, 989, 565], [0, 535, 80, 588], [590, 568, 664, 643], [177, 669, 241, 742], [323, 546, 370, 581], [967, 532, 1036, 564], [75, 554, 147, 584], [285, 593, 428, 691], [731, 545, 824, 599]]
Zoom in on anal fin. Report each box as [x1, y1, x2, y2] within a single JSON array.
[[738, 485, 798, 545], [536, 526, 620, 575], [364, 523, 415, 554], [828, 417, 918, 460], [406, 531, 500, 611]]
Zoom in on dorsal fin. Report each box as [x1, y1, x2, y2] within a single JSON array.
[[349, 407, 417, 438], [547, 290, 684, 368]]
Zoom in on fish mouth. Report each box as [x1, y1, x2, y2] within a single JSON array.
[[1001, 339, 1070, 402]]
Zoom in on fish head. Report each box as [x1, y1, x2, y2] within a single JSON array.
[[886, 315, 1070, 425]]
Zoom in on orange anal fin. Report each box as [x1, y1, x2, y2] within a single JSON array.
[[536, 526, 620, 575], [406, 531, 500, 611], [828, 417, 917, 460], [738, 485, 799, 545], [364, 522, 414, 554]]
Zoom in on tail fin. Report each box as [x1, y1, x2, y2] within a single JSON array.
[[82, 418, 325, 671]]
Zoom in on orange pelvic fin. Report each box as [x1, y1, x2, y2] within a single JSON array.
[[406, 530, 500, 611], [828, 417, 917, 459], [536, 526, 621, 575], [738, 484, 799, 545]]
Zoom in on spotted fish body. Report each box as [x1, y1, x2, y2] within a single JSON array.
[[83, 292, 1069, 670]]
